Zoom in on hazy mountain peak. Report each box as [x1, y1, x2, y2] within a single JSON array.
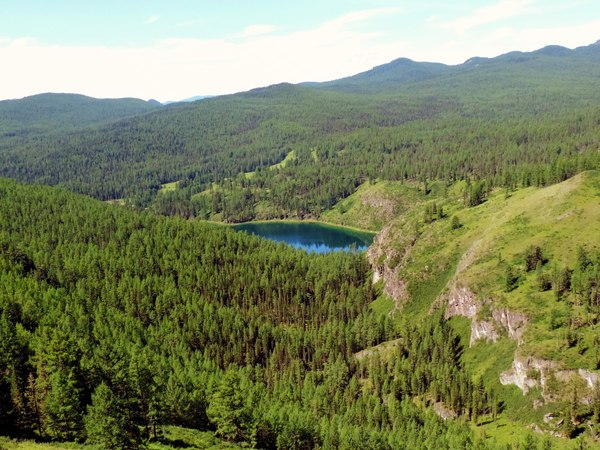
[[463, 56, 489, 65], [533, 45, 571, 56]]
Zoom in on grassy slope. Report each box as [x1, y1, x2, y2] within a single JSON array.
[[0, 427, 244, 450], [458, 172, 600, 367], [333, 171, 600, 446], [333, 171, 599, 342], [321, 180, 426, 231], [159, 181, 179, 193], [245, 150, 297, 180]]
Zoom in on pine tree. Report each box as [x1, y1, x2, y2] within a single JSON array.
[[450, 215, 461, 230], [85, 383, 140, 450], [505, 265, 517, 292], [0, 312, 18, 434], [44, 369, 83, 440], [24, 373, 42, 436], [207, 369, 252, 442]]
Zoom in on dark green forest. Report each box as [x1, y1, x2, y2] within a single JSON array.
[[0, 93, 160, 137], [0, 178, 501, 448], [1, 44, 600, 219]]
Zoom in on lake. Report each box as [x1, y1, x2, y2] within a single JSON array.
[[231, 221, 375, 254]]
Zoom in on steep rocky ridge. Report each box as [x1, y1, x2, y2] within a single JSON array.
[[363, 172, 600, 410], [368, 219, 417, 311]]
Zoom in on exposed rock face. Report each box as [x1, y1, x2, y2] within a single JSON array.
[[492, 308, 528, 344], [438, 239, 516, 346], [445, 286, 478, 319], [354, 338, 402, 361], [360, 194, 396, 219], [382, 265, 409, 308], [579, 369, 600, 389], [500, 356, 558, 393], [368, 225, 414, 310], [432, 402, 457, 421], [372, 267, 382, 284], [470, 320, 499, 347], [367, 225, 392, 266], [501, 355, 600, 401], [444, 285, 528, 347]]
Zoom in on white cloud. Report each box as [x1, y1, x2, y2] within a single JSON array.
[[414, 19, 600, 64], [326, 7, 403, 28], [240, 24, 276, 38], [0, 8, 407, 102], [483, 20, 600, 53], [440, 0, 535, 34], [1, 6, 598, 102], [144, 15, 160, 25]]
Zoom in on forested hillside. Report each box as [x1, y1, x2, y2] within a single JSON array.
[[0, 93, 161, 137], [327, 171, 600, 447], [0, 43, 599, 212], [0, 178, 513, 448]]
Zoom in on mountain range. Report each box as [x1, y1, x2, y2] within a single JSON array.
[[1, 41, 600, 203], [0, 40, 600, 448]]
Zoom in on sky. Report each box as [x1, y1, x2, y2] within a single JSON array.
[[1, 0, 599, 102]]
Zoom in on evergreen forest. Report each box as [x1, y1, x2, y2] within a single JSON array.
[[1, 42, 600, 449]]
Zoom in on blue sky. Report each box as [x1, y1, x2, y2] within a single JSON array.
[[1, 0, 599, 101]]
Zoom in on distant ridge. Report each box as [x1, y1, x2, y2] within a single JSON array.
[[162, 95, 214, 105], [316, 39, 600, 93], [0, 93, 161, 135], [1, 39, 600, 203]]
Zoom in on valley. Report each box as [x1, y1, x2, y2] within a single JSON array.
[[0, 40, 599, 449]]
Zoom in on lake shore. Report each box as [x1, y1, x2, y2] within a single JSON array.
[[225, 218, 378, 235]]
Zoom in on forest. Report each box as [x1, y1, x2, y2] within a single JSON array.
[[0, 42, 600, 449], [1, 43, 600, 218], [0, 178, 507, 448]]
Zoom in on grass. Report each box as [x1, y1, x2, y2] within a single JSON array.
[[268, 150, 296, 170], [104, 198, 126, 205], [475, 415, 555, 449], [370, 292, 395, 316], [191, 183, 222, 200], [0, 439, 86, 450], [0, 427, 244, 450], [321, 179, 425, 231], [159, 181, 179, 193]]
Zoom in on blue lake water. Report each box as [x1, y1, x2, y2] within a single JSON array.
[[231, 222, 375, 254]]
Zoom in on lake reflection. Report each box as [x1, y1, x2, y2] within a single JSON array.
[[232, 222, 374, 254]]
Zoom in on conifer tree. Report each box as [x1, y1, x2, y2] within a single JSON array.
[[207, 369, 252, 442], [85, 383, 140, 450], [44, 369, 83, 440]]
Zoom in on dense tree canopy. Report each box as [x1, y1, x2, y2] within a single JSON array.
[[0, 179, 501, 448], [1, 45, 599, 220]]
